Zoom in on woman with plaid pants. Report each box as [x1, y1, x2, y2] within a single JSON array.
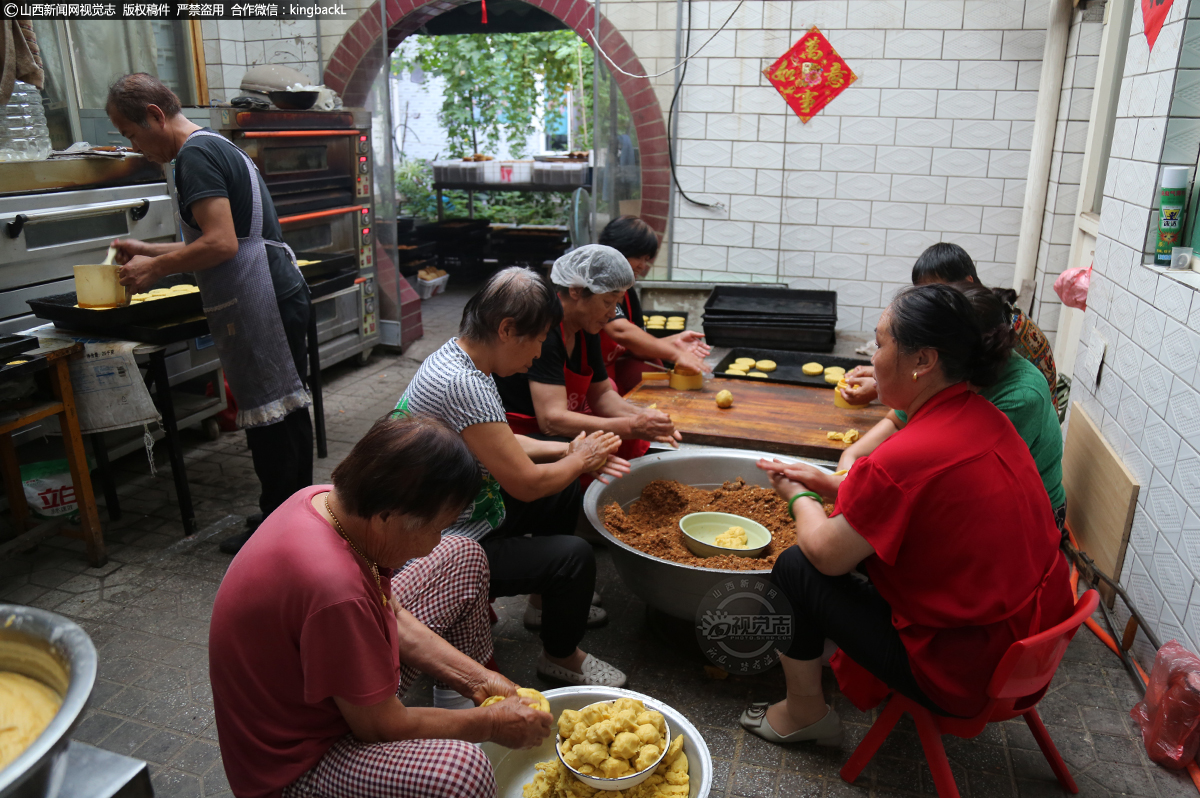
[[210, 416, 553, 798]]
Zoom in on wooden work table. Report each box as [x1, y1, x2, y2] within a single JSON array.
[[625, 376, 891, 461]]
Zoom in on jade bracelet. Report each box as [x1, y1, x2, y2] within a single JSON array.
[[787, 491, 823, 519]]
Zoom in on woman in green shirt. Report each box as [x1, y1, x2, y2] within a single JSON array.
[[838, 284, 1066, 531]]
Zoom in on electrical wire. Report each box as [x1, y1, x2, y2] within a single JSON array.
[[584, 0, 745, 80], [667, 0, 722, 210], [1064, 527, 1200, 795]]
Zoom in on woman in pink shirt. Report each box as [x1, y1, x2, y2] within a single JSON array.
[[209, 415, 551, 798]]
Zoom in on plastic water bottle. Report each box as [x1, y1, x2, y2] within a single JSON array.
[[0, 82, 52, 162]]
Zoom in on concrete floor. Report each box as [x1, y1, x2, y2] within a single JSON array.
[[0, 281, 1190, 798]]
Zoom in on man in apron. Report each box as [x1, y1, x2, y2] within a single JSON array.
[[106, 73, 313, 555]]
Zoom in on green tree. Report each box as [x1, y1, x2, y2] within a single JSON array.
[[392, 30, 593, 159]]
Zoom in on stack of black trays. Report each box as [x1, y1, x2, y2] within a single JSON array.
[[492, 227, 569, 269], [701, 286, 837, 353], [396, 242, 437, 277], [416, 218, 491, 273]]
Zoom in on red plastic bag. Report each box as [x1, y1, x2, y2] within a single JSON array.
[[1053, 265, 1091, 311], [1131, 640, 1200, 769]]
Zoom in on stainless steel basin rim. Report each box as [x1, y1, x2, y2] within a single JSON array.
[[0, 605, 97, 798]]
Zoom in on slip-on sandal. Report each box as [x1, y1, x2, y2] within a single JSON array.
[[739, 702, 844, 746], [537, 652, 627, 687], [524, 602, 607, 629]]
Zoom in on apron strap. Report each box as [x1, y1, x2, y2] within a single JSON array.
[[185, 129, 268, 242]]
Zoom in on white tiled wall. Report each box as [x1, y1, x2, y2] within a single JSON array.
[[212, 0, 1077, 334], [595, 0, 1049, 331], [1070, 0, 1200, 667], [200, 19, 326, 102], [1031, 7, 1104, 342]]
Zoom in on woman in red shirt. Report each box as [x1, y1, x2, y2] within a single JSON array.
[[210, 415, 552, 798], [741, 284, 1073, 746]]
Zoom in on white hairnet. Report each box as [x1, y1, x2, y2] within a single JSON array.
[[550, 245, 635, 295]]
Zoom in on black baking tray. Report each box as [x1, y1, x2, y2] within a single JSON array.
[[704, 285, 837, 320], [308, 268, 358, 299], [395, 242, 436, 263], [0, 352, 49, 382], [297, 251, 357, 282], [0, 335, 39, 362], [704, 311, 838, 326], [27, 277, 203, 334], [713, 348, 869, 387], [702, 320, 835, 352], [642, 309, 688, 339], [122, 315, 210, 345]]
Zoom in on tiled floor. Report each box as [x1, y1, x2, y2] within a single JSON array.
[[0, 282, 1189, 798]]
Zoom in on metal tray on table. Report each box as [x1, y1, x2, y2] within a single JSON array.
[[0, 335, 39, 362], [641, 309, 687, 339], [0, 352, 49, 381], [701, 322, 835, 352], [713, 347, 869, 387], [27, 277, 203, 336], [703, 285, 837, 320]]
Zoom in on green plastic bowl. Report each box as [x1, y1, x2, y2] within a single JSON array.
[[679, 512, 772, 558]]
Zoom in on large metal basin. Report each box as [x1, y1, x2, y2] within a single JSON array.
[[583, 449, 830, 621], [0, 605, 97, 798]]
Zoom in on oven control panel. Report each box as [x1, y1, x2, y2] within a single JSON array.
[[360, 272, 377, 337], [355, 132, 372, 199]]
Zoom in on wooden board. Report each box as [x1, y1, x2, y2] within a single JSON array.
[[625, 377, 891, 461], [1063, 401, 1139, 597]]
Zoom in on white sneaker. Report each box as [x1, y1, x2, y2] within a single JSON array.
[[524, 602, 607, 629], [537, 652, 627, 687]]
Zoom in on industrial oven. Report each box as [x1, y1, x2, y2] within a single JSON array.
[[211, 107, 384, 368], [0, 154, 227, 454]]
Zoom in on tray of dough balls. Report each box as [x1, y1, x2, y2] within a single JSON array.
[[481, 686, 713, 798], [27, 279, 204, 335], [642, 310, 688, 339], [713, 348, 869, 388]]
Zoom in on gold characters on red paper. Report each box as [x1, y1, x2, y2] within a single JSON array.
[[764, 27, 857, 123]]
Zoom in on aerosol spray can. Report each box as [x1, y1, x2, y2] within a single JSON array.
[[1156, 166, 1190, 266]]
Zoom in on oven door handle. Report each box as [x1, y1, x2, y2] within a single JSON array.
[[6, 198, 152, 239], [278, 205, 366, 224]]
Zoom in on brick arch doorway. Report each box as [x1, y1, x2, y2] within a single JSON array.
[[322, 0, 670, 236]]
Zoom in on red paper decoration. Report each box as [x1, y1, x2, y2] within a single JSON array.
[[1142, 0, 1174, 51], [763, 27, 857, 124]]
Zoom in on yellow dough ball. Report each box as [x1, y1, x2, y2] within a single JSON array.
[[747, 371, 768, 378], [724, 368, 746, 376], [480, 687, 549, 713], [801, 362, 824, 376], [755, 360, 776, 372], [715, 389, 734, 408], [734, 358, 756, 368]]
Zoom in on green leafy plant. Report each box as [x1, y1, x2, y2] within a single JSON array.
[[395, 158, 567, 224], [392, 30, 593, 158]]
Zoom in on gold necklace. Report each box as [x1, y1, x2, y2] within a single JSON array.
[[325, 494, 387, 607]]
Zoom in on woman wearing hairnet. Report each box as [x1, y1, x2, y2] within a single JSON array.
[[494, 245, 681, 464]]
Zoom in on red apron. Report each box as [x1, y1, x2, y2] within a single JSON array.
[[506, 324, 650, 461], [599, 294, 632, 367]]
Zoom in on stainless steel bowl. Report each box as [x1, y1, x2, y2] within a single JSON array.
[[583, 449, 830, 621], [0, 605, 97, 798], [482, 685, 712, 798]]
